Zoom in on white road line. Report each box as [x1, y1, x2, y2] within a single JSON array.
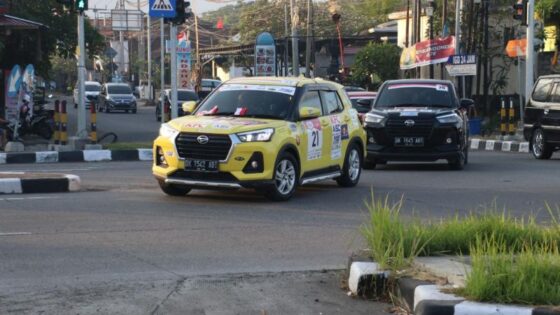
[[0, 196, 58, 201], [0, 232, 32, 236]]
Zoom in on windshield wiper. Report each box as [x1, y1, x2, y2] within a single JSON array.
[[245, 114, 281, 119]]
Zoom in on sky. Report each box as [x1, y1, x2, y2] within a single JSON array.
[[90, 0, 238, 14]]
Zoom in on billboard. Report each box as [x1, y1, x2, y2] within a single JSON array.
[[400, 36, 456, 70]]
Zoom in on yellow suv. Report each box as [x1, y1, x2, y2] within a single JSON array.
[[152, 77, 366, 201]]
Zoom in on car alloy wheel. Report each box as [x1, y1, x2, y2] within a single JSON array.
[[532, 128, 553, 159], [337, 143, 362, 187], [275, 159, 296, 195]]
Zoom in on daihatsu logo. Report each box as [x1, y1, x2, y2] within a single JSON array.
[[197, 135, 209, 144], [404, 119, 415, 127]]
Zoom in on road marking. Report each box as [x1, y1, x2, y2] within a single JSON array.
[[0, 196, 58, 201], [0, 232, 32, 236]]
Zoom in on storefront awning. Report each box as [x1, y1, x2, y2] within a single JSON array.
[[0, 14, 47, 30]]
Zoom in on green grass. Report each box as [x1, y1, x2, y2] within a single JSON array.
[[104, 142, 152, 150], [360, 195, 560, 305]]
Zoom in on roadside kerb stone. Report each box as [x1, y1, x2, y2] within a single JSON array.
[[469, 138, 529, 153], [346, 255, 560, 315], [0, 172, 81, 194], [0, 149, 154, 164]]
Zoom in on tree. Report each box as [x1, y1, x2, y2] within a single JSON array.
[[350, 43, 401, 90]]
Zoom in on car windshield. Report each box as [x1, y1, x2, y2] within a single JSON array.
[[375, 83, 455, 108], [195, 84, 296, 120], [108, 85, 132, 94], [178, 91, 198, 101], [85, 85, 101, 92]]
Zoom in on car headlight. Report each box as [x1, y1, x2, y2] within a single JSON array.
[[364, 113, 386, 125], [237, 128, 274, 142], [437, 113, 461, 124], [159, 123, 179, 140]]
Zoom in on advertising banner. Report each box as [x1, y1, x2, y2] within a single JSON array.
[[5, 65, 22, 122], [255, 32, 276, 77], [506, 39, 527, 58], [446, 54, 477, 76], [176, 31, 192, 89], [400, 36, 456, 70]]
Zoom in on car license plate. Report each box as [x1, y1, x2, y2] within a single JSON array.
[[185, 159, 219, 172], [394, 137, 424, 147]]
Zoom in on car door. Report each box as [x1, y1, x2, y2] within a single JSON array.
[[320, 89, 346, 166], [297, 89, 330, 172], [545, 82, 560, 142]]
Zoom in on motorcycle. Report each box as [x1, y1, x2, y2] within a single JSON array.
[[3, 102, 54, 141]]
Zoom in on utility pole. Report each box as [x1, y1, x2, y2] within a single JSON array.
[[405, 0, 410, 47], [525, 0, 535, 107], [77, 11, 86, 137], [170, 24, 178, 120], [284, 3, 289, 76], [160, 18, 165, 121], [305, 0, 313, 78], [119, 0, 125, 78], [454, 0, 463, 96], [290, 0, 299, 76], [147, 14, 153, 101]]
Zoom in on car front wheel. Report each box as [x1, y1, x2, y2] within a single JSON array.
[[531, 128, 553, 159], [158, 180, 191, 196], [264, 152, 298, 201]]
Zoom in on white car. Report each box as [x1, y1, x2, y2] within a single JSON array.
[[73, 81, 102, 108]]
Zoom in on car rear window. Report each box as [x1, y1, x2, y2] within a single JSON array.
[[178, 91, 199, 101], [375, 83, 454, 108], [532, 78, 554, 102], [85, 84, 101, 92]]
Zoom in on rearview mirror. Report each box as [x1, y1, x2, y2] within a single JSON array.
[[182, 101, 197, 115], [299, 107, 321, 120]]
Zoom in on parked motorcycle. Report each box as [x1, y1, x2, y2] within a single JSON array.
[[3, 99, 54, 141]]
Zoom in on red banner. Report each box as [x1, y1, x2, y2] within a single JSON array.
[[400, 36, 456, 70]]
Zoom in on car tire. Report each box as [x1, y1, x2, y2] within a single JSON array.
[[448, 151, 465, 170], [337, 143, 363, 187], [106, 107, 111, 113], [132, 109, 137, 114], [531, 128, 553, 160], [158, 180, 191, 196], [363, 159, 376, 170], [264, 152, 298, 201]]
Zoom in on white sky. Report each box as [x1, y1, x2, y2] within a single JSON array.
[[89, 0, 238, 14]]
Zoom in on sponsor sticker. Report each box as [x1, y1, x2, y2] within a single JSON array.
[[305, 119, 323, 160], [341, 124, 349, 140]]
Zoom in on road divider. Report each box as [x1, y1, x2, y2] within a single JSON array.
[[0, 173, 80, 194]]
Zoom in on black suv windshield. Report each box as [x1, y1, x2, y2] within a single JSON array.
[[108, 85, 132, 94], [86, 85, 100, 92], [195, 84, 296, 119], [375, 83, 454, 108]]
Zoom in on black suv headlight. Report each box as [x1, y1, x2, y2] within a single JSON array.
[[437, 113, 462, 124], [364, 113, 387, 127]]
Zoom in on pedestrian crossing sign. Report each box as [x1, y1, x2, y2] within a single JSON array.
[[149, 0, 176, 18]]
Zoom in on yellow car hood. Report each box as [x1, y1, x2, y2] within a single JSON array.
[[169, 116, 285, 134]]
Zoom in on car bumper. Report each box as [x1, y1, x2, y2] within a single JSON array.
[[108, 102, 136, 110], [366, 144, 462, 162]]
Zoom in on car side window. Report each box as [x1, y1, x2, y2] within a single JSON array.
[[551, 83, 560, 103], [532, 79, 554, 102], [320, 91, 344, 114], [299, 91, 323, 115]]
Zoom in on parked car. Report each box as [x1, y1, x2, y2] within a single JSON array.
[[524, 75, 560, 159], [156, 89, 199, 121], [347, 91, 378, 123], [343, 86, 366, 92], [98, 83, 137, 113], [73, 81, 101, 109], [198, 79, 222, 99], [152, 76, 366, 201], [363, 79, 472, 170]]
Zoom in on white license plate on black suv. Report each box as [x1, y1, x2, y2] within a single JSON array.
[[394, 137, 424, 147]]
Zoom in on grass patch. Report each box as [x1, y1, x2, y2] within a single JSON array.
[[360, 195, 560, 305], [104, 142, 152, 150]]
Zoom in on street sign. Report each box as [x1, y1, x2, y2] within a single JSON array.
[[445, 54, 477, 76], [149, 0, 176, 18]]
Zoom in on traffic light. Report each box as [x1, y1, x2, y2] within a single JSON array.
[[513, 0, 527, 26], [172, 1, 192, 25], [76, 0, 88, 12]]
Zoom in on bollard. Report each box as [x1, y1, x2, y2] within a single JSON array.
[[54, 100, 60, 145], [90, 101, 97, 143], [508, 97, 516, 136], [60, 100, 68, 145], [500, 97, 507, 136]]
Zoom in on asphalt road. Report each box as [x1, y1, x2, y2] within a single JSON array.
[[1, 151, 560, 314]]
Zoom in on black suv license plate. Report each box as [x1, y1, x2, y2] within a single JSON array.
[[185, 159, 219, 172], [395, 137, 424, 147]]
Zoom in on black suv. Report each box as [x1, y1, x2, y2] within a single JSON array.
[[523, 75, 560, 159], [363, 79, 472, 170]]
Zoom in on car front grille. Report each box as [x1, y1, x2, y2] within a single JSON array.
[[385, 117, 434, 137], [175, 133, 232, 161]]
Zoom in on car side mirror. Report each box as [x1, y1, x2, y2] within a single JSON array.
[[460, 98, 474, 109], [299, 107, 321, 120], [182, 101, 197, 115], [356, 99, 371, 107]]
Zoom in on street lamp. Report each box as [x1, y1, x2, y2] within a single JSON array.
[[426, 0, 435, 79], [332, 13, 345, 80]]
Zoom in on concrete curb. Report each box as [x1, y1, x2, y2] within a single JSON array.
[[469, 138, 530, 153], [0, 149, 153, 164], [347, 260, 560, 315], [0, 173, 81, 194]]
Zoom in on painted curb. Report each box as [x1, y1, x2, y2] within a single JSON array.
[[0, 173, 81, 194], [346, 260, 560, 315], [469, 138, 530, 153], [0, 149, 153, 164]]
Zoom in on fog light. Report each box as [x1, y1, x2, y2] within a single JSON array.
[[369, 137, 376, 144], [446, 137, 453, 144], [156, 147, 168, 167], [251, 161, 259, 169]]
